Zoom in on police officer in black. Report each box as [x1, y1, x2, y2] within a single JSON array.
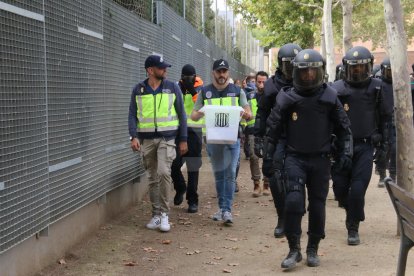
[[375, 57, 396, 186], [266, 49, 352, 269], [335, 63, 344, 81], [254, 43, 302, 238], [331, 46, 391, 246]]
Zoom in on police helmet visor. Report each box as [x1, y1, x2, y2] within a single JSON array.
[[280, 57, 294, 80], [382, 66, 392, 82], [344, 60, 372, 84], [292, 62, 324, 92]]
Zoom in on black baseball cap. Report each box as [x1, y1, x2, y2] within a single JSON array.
[[144, 55, 171, 69], [181, 64, 196, 76], [213, 59, 229, 71]]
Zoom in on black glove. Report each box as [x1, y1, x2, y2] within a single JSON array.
[[254, 137, 264, 158], [262, 158, 275, 178], [370, 133, 382, 147], [262, 137, 276, 177], [273, 139, 286, 170], [333, 154, 352, 173], [374, 144, 389, 164]]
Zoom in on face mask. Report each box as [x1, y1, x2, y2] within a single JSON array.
[[182, 76, 195, 89], [247, 82, 256, 90]]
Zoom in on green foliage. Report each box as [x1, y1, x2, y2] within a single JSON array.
[[232, 47, 242, 61], [229, 0, 324, 48], [352, 0, 414, 49], [230, 0, 414, 50]]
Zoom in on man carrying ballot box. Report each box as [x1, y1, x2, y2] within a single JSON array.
[[191, 59, 251, 225]]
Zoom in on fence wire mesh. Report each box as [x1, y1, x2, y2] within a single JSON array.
[[0, 0, 258, 254]]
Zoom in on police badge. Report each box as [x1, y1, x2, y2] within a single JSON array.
[[344, 103, 350, 111]]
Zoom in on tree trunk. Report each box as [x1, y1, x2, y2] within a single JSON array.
[[323, 0, 335, 82], [320, 22, 326, 59], [383, 0, 414, 192], [341, 0, 353, 55]]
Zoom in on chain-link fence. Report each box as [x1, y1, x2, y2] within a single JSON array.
[[114, 0, 262, 73], [0, 0, 259, 255]]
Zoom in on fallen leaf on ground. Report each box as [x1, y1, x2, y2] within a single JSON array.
[[223, 268, 232, 273], [228, 263, 239, 266], [225, 238, 238, 242], [58, 259, 66, 265], [100, 225, 112, 230], [162, 240, 172, 244], [213, 256, 223, 260], [186, 252, 194, 255], [123, 261, 137, 266], [205, 261, 220, 265]]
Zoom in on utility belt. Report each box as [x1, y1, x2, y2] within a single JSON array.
[[353, 137, 371, 144], [287, 151, 331, 159]]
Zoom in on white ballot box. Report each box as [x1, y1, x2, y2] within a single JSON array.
[[200, 105, 243, 144]]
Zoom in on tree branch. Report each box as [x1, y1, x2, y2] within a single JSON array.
[[291, 0, 323, 10], [333, 0, 341, 9]]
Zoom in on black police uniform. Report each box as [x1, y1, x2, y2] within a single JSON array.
[[331, 53, 392, 245], [375, 62, 396, 183], [254, 43, 302, 238], [267, 49, 352, 269]]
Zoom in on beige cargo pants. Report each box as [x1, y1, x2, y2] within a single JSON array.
[[141, 138, 176, 215]]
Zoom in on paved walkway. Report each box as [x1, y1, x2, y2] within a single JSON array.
[[39, 153, 414, 276]]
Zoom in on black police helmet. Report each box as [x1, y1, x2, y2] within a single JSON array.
[[342, 46, 373, 86], [292, 49, 325, 94], [380, 57, 392, 83], [277, 43, 302, 80]]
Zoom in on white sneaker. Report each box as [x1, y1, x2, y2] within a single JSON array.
[[159, 213, 171, 232], [146, 215, 161, 230], [212, 209, 223, 221], [222, 211, 233, 224]]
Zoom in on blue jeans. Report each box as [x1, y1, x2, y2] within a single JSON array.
[[206, 140, 240, 212]]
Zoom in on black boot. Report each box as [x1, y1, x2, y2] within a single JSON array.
[[346, 220, 360, 245], [274, 216, 285, 238], [174, 190, 185, 205], [306, 236, 321, 267], [281, 235, 302, 269], [378, 170, 386, 188]]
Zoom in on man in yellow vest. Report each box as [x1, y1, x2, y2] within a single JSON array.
[[246, 71, 270, 197], [128, 55, 188, 232], [191, 59, 251, 225], [172, 64, 204, 213]]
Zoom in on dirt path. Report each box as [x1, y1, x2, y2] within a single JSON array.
[[38, 153, 414, 276]]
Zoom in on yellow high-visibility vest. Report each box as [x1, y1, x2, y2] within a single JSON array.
[[246, 97, 257, 126], [204, 97, 239, 106], [184, 94, 204, 128], [136, 92, 179, 132]]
